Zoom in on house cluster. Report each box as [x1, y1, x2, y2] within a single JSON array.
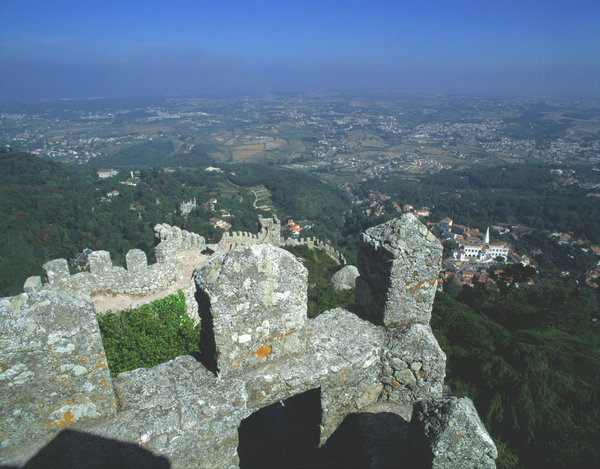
[[402, 204, 430, 218], [287, 219, 311, 237], [440, 218, 509, 262], [203, 197, 218, 211], [209, 218, 231, 230], [97, 168, 119, 179]]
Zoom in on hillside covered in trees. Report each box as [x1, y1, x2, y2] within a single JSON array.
[[0, 149, 356, 296]]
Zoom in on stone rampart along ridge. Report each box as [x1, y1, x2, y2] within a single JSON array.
[[220, 214, 346, 264], [1, 215, 495, 468], [356, 214, 442, 327], [35, 248, 178, 297], [154, 223, 206, 253], [258, 214, 282, 245]]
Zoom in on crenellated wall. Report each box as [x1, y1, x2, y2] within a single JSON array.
[[1, 215, 497, 468], [22, 225, 206, 299], [281, 236, 347, 264]]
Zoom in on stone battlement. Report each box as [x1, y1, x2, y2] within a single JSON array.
[[22, 225, 206, 298], [2, 215, 497, 468]]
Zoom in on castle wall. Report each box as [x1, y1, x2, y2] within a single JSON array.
[[2, 215, 496, 468], [0, 291, 117, 463], [22, 225, 206, 323], [37, 249, 179, 297]]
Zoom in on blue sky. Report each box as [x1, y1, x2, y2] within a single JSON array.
[[1, 0, 599, 97]]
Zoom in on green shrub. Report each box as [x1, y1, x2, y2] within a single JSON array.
[[98, 290, 201, 376]]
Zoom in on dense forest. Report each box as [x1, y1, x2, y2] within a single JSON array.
[[432, 281, 600, 469]]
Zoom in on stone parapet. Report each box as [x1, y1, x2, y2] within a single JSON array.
[[2, 218, 495, 468], [0, 291, 117, 464], [38, 249, 178, 297], [194, 244, 308, 377], [356, 214, 442, 327], [411, 397, 498, 469]]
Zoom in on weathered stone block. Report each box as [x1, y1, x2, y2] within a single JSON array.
[[88, 250, 112, 274], [126, 249, 148, 274], [23, 276, 42, 292], [154, 241, 176, 264], [43, 258, 70, 284], [381, 324, 445, 405], [411, 397, 498, 469], [356, 214, 442, 327], [0, 290, 116, 465], [331, 265, 359, 291], [194, 244, 308, 377]]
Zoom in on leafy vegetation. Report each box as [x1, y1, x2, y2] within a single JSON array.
[[97, 291, 201, 376], [283, 245, 355, 318], [359, 163, 600, 244], [432, 285, 600, 469]]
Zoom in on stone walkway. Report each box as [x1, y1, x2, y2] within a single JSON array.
[[91, 251, 209, 313]]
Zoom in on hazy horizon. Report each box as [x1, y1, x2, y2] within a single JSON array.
[[1, 0, 599, 99]]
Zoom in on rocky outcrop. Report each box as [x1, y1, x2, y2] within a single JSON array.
[[411, 397, 498, 469], [331, 265, 360, 290]]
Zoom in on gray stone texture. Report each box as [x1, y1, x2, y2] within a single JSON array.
[[125, 248, 148, 273], [0, 290, 116, 465], [1, 217, 496, 468], [331, 265, 359, 290], [194, 244, 308, 377], [154, 223, 206, 252], [411, 397, 498, 469], [356, 213, 442, 327], [23, 275, 42, 292], [42, 258, 70, 284], [87, 308, 384, 468], [381, 324, 446, 405], [88, 250, 113, 274]]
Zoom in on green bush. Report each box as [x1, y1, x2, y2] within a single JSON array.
[[97, 291, 201, 376]]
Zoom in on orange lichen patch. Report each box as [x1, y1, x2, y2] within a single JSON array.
[[392, 379, 402, 388], [457, 434, 463, 439], [256, 345, 271, 359], [269, 331, 293, 343], [412, 280, 426, 295], [418, 370, 425, 377], [405, 280, 414, 286], [95, 361, 107, 369], [46, 410, 76, 430], [429, 280, 437, 286]]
